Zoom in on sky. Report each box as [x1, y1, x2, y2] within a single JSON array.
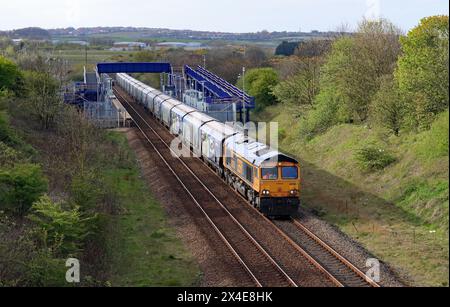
[[0, 0, 448, 33]]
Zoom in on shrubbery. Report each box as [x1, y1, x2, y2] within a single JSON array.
[[0, 163, 48, 215], [236, 67, 279, 112], [28, 195, 97, 256], [355, 144, 396, 172], [298, 89, 345, 140]]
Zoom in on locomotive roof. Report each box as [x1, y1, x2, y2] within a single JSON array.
[[224, 133, 298, 167]]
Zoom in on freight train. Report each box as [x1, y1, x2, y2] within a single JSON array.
[[116, 73, 300, 216]]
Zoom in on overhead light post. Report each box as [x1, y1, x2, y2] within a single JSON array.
[[242, 66, 246, 124]]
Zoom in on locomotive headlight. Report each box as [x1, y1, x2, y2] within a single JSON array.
[[262, 190, 270, 196], [290, 189, 298, 196]]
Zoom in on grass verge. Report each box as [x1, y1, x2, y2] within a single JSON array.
[[103, 131, 200, 286]]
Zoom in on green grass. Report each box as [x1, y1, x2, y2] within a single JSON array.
[[103, 132, 200, 287], [54, 49, 137, 66], [253, 105, 449, 286]]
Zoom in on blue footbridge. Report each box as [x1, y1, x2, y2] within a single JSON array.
[[65, 62, 255, 125]]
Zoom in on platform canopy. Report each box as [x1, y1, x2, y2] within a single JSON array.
[[97, 62, 172, 74]]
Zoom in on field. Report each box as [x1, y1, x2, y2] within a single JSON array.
[[55, 49, 137, 66]]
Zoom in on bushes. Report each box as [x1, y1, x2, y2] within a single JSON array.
[[70, 172, 104, 211], [355, 144, 396, 171], [28, 195, 97, 256], [298, 87, 346, 140], [0, 111, 21, 147], [0, 56, 24, 95], [0, 163, 48, 215], [0, 142, 20, 166], [237, 67, 279, 112], [0, 213, 67, 287]]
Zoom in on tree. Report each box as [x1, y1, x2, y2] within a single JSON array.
[[370, 75, 405, 136], [396, 15, 449, 129], [0, 56, 24, 95], [207, 47, 246, 83], [272, 56, 322, 108], [245, 46, 268, 68], [295, 39, 332, 58], [316, 19, 402, 123], [275, 41, 299, 56], [24, 71, 61, 129], [236, 68, 279, 112]]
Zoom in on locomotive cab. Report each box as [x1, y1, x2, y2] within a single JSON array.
[[257, 160, 300, 217]]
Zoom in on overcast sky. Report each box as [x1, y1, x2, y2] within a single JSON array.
[[0, 0, 448, 32]]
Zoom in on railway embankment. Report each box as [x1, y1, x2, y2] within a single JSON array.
[[254, 105, 449, 287]]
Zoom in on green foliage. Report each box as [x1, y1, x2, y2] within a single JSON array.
[[0, 141, 20, 167], [396, 15, 449, 129], [23, 250, 69, 287], [317, 19, 401, 124], [355, 144, 396, 172], [272, 57, 321, 107], [0, 163, 48, 215], [0, 56, 24, 95], [69, 172, 103, 211], [1, 212, 72, 286], [416, 110, 449, 160], [28, 195, 96, 255], [0, 111, 20, 147], [275, 41, 299, 56], [0, 110, 37, 161], [23, 70, 61, 129], [132, 50, 159, 62], [298, 90, 343, 140], [237, 67, 279, 112], [370, 75, 406, 136]]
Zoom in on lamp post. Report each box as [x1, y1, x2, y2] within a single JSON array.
[[242, 66, 246, 124]]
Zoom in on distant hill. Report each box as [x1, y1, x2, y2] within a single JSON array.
[[47, 26, 337, 42], [1, 26, 342, 43], [5, 27, 51, 39]]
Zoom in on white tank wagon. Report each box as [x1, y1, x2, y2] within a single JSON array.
[[170, 104, 197, 136]]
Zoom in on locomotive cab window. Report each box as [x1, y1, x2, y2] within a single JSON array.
[[282, 166, 298, 179], [225, 148, 232, 166], [244, 163, 253, 183], [261, 167, 278, 180]]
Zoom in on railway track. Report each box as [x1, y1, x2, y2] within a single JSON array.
[[114, 87, 297, 287], [114, 85, 380, 287], [275, 219, 380, 287]]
